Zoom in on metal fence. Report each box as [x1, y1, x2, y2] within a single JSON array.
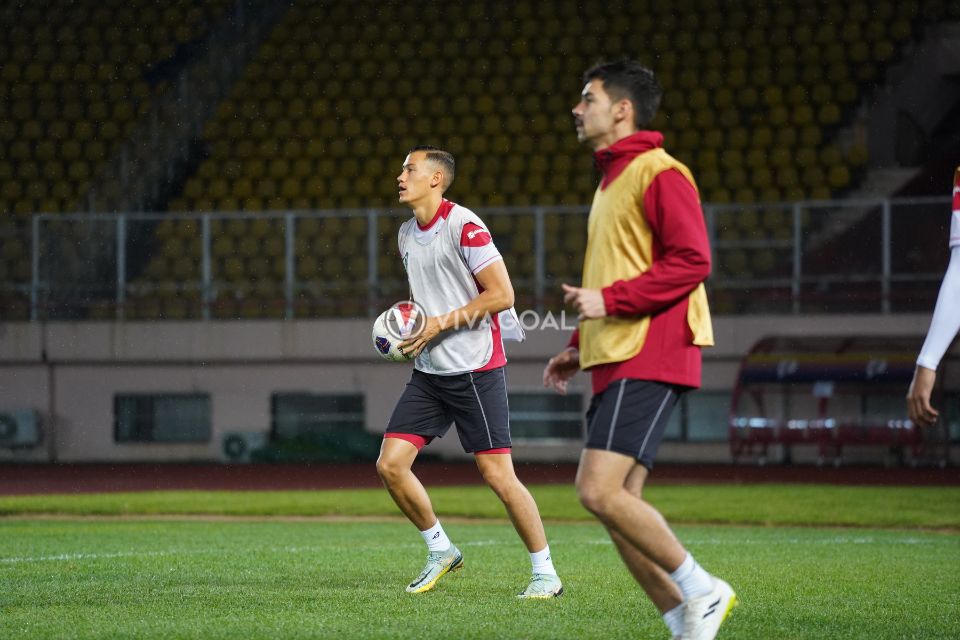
[[0, 196, 950, 321]]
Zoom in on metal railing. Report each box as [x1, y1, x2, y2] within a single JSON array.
[[706, 196, 951, 314], [5, 195, 952, 321]]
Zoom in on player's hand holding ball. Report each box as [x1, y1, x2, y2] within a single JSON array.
[[398, 315, 442, 358], [372, 301, 425, 362]]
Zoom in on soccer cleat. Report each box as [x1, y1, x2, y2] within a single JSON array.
[[681, 577, 737, 640], [517, 573, 564, 599], [405, 545, 463, 593]]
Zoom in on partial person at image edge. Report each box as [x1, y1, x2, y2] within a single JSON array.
[[907, 166, 960, 426]]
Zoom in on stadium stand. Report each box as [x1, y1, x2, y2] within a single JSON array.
[[155, 0, 953, 317], [2, 0, 957, 319], [0, 0, 231, 319], [0, 0, 233, 216]]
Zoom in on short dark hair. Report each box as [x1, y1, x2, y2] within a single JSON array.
[[583, 60, 662, 129], [408, 145, 455, 191]]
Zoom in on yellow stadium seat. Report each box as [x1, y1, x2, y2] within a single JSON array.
[[84, 140, 107, 162], [818, 103, 842, 126], [698, 170, 721, 191], [707, 187, 733, 204], [268, 159, 289, 181], [810, 185, 832, 200], [802, 166, 827, 190], [776, 127, 799, 147], [751, 127, 774, 148], [795, 148, 817, 168], [745, 149, 767, 170], [726, 128, 749, 150], [720, 150, 743, 171], [696, 150, 719, 172], [828, 165, 851, 189], [776, 167, 800, 189], [769, 147, 792, 168], [727, 168, 748, 189], [67, 161, 90, 181], [783, 186, 806, 201], [751, 166, 775, 195]]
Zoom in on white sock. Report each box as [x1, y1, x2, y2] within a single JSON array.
[[663, 603, 685, 637], [669, 553, 713, 599], [530, 545, 557, 576], [419, 520, 451, 552]]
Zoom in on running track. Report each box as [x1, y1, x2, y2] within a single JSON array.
[[0, 462, 957, 495]]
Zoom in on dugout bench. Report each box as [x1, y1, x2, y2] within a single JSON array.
[[728, 336, 950, 467]]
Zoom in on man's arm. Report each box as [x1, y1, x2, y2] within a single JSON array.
[[917, 246, 960, 371], [437, 259, 514, 331], [907, 246, 960, 425], [603, 169, 711, 316]]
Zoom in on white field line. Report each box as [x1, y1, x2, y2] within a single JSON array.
[[0, 538, 509, 565], [1, 550, 178, 564], [3, 534, 937, 565], [3, 531, 941, 565]]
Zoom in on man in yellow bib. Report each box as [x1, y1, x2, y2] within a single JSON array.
[[543, 61, 735, 640]]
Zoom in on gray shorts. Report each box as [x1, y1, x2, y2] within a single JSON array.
[[386, 367, 511, 454], [584, 379, 683, 469]]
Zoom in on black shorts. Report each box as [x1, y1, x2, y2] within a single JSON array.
[[386, 367, 511, 454], [584, 379, 683, 469]]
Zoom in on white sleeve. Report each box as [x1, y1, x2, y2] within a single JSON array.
[[917, 246, 960, 370], [458, 222, 503, 275]]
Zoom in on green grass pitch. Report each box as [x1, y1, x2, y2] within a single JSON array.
[[1, 484, 958, 639]]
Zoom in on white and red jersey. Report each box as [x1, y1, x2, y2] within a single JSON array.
[[950, 167, 960, 248], [398, 199, 524, 375]]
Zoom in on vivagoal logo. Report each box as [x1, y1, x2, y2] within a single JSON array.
[[383, 300, 426, 341]]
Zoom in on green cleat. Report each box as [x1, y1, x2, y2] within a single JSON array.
[[517, 573, 564, 599], [405, 546, 463, 593]]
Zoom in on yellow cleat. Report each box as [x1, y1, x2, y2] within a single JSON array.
[[405, 546, 463, 593]]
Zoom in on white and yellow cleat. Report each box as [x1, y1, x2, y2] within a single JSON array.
[[681, 577, 737, 640], [517, 573, 564, 599], [405, 546, 463, 594]]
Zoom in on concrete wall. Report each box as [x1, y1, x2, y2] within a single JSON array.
[[0, 314, 940, 463]]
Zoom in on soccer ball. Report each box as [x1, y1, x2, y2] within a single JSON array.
[[371, 301, 423, 362]]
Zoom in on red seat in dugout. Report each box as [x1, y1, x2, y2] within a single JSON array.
[[729, 336, 949, 466]]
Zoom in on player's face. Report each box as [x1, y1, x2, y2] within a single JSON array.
[[572, 79, 617, 147], [397, 152, 434, 206]]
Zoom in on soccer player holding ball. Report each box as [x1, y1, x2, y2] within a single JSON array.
[[376, 146, 563, 598], [543, 62, 735, 639]]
